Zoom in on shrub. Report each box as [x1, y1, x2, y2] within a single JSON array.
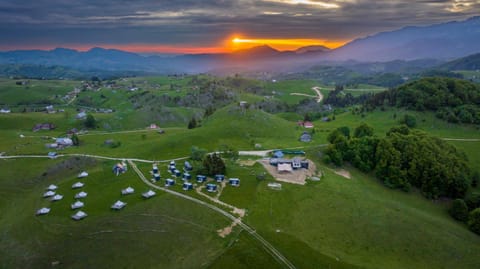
[[468, 208, 480, 235], [449, 199, 469, 222]]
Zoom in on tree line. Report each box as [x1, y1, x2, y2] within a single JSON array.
[[324, 123, 480, 234]]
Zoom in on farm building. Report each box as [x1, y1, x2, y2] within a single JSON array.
[[206, 183, 218, 192], [278, 163, 293, 173], [182, 172, 192, 180], [184, 161, 193, 171], [36, 207, 50, 215], [165, 178, 175, 187], [215, 174, 225, 182], [56, 137, 73, 146], [121, 187, 135, 195], [43, 191, 55, 198], [229, 178, 240, 187], [299, 132, 312, 142], [75, 191, 88, 199], [111, 200, 127, 210], [71, 211, 88, 220], [142, 190, 156, 198], [46, 184, 57, 191], [78, 171, 88, 178], [33, 123, 56, 132], [71, 201, 84, 210], [51, 194, 63, 201], [72, 182, 84, 189], [183, 182, 193, 191], [196, 175, 207, 183]]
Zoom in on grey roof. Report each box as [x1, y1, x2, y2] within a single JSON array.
[[71, 210, 88, 220]]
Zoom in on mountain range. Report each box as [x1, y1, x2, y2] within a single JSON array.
[[0, 16, 479, 75]]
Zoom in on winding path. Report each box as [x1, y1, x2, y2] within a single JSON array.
[[128, 160, 296, 269]]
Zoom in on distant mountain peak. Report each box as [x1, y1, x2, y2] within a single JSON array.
[[295, 45, 331, 54]]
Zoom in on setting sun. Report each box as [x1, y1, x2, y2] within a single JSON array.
[[230, 37, 345, 51]]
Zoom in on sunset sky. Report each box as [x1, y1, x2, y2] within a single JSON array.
[[0, 0, 479, 54]]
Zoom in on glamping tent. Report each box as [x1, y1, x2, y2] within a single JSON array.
[[215, 174, 225, 182], [72, 182, 84, 189], [111, 200, 127, 210], [46, 184, 57, 191], [71, 210, 88, 220], [165, 178, 175, 187], [121, 187, 135, 195], [142, 190, 156, 198], [229, 178, 240, 187], [196, 175, 207, 183], [36, 207, 50, 215], [51, 194, 63, 201], [206, 183, 217, 192], [71, 200, 84, 210], [43, 191, 55, 198], [75, 191, 88, 199], [183, 182, 193, 191], [77, 171, 88, 178]]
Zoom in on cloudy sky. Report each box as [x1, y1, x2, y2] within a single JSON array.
[[0, 0, 479, 53]]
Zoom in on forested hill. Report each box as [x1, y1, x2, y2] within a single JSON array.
[[367, 77, 480, 124]]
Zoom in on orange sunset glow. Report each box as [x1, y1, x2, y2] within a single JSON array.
[[229, 37, 346, 51]]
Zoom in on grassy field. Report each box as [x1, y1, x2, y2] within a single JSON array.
[[1, 75, 480, 268]]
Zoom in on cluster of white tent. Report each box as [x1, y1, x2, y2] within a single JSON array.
[[36, 171, 90, 220]]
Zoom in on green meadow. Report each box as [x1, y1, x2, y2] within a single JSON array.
[[0, 76, 479, 268]]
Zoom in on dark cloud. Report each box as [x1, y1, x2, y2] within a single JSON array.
[[0, 0, 478, 49]]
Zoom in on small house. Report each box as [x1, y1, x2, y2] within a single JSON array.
[[48, 152, 58, 159], [170, 161, 175, 166], [229, 178, 240, 187], [165, 178, 175, 187], [76, 111, 87, 120], [303, 121, 314, 128], [153, 173, 161, 181], [183, 182, 193, 191], [46, 184, 58, 191], [78, 171, 88, 178], [142, 190, 156, 199], [75, 191, 88, 199], [51, 194, 63, 201], [46, 105, 55, 114], [173, 169, 181, 177], [111, 200, 127, 210], [184, 161, 192, 171], [182, 172, 191, 180], [33, 123, 56, 132], [36, 207, 50, 215], [71, 201, 84, 210], [206, 183, 217, 192], [43, 191, 55, 198], [121, 186, 135, 195], [196, 175, 207, 183], [0, 108, 11, 113], [299, 132, 312, 142], [72, 182, 84, 189], [152, 165, 158, 173], [215, 174, 225, 182], [71, 210, 88, 220], [149, 123, 158, 129]]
